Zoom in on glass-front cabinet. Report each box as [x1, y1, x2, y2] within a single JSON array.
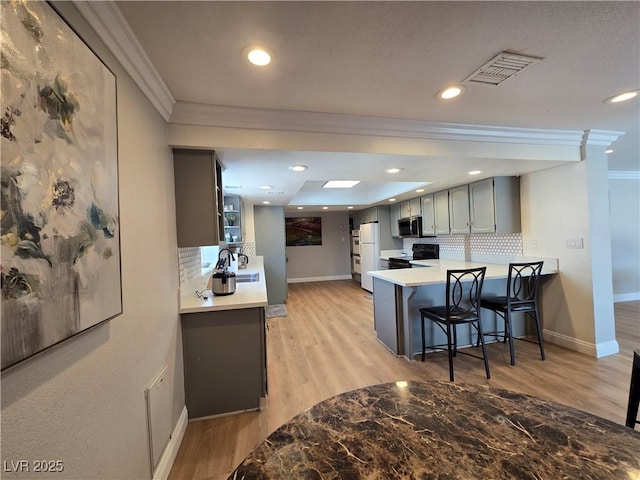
[[223, 194, 242, 244]]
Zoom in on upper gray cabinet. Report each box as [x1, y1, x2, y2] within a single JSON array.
[[400, 198, 422, 218], [390, 203, 401, 237], [359, 206, 379, 224], [469, 177, 521, 234], [449, 185, 471, 234], [173, 149, 223, 247], [421, 194, 436, 236], [434, 190, 451, 235]]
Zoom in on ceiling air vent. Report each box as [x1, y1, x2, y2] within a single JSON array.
[[266, 191, 285, 196], [463, 51, 543, 87]]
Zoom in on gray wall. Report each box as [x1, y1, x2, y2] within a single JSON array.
[[1, 3, 184, 478], [254, 205, 288, 303], [286, 211, 352, 281], [609, 177, 640, 301]]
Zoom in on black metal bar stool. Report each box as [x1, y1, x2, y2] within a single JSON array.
[[480, 261, 545, 366], [626, 350, 640, 429], [419, 266, 489, 382]]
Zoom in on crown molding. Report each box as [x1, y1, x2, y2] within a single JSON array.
[[171, 102, 587, 146], [74, 1, 174, 121], [582, 129, 626, 146], [608, 171, 640, 180]]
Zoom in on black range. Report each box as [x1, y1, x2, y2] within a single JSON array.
[[388, 244, 439, 269]]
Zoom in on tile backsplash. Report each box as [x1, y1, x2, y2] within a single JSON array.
[[178, 247, 202, 286], [406, 233, 523, 257]]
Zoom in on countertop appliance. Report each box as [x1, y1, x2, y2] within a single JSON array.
[[211, 250, 237, 295], [359, 223, 380, 292], [398, 216, 423, 237], [388, 243, 439, 269], [211, 269, 236, 295]]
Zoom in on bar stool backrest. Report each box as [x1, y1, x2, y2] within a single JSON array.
[[507, 261, 544, 310], [446, 267, 487, 315]]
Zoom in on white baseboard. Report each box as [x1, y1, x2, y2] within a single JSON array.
[[543, 330, 619, 358], [153, 406, 188, 480], [287, 274, 352, 283], [613, 292, 640, 302], [594, 340, 620, 358]]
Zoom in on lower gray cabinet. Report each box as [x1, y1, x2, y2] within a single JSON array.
[[181, 307, 267, 418]]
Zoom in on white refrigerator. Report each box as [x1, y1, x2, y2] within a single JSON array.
[[359, 222, 380, 292]]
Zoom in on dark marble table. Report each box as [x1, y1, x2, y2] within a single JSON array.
[[229, 381, 640, 479]]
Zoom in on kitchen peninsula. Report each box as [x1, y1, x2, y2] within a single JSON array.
[[369, 257, 558, 360], [179, 257, 268, 419]]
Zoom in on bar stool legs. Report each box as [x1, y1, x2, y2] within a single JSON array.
[[626, 350, 640, 429]]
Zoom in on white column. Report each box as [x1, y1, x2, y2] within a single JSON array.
[[582, 130, 620, 357]]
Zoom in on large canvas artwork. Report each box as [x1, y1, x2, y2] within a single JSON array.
[[1, 1, 121, 370], [286, 217, 322, 246]]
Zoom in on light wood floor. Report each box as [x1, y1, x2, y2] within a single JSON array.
[[169, 280, 640, 480]]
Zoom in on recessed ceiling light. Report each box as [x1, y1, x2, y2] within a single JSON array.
[[262, 201, 270, 204], [259, 185, 272, 190], [437, 85, 465, 100], [388, 198, 397, 202], [416, 189, 425, 193], [606, 149, 614, 154], [385, 168, 403, 174], [297, 206, 304, 210], [322, 206, 329, 210], [468, 170, 482, 175], [289, 164, 308, 172], [243, 45, 274, 66], [347, 206, 354, 209], [322, 180, 360, 188], [605, 90, 639, 104]]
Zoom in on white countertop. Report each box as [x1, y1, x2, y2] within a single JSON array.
[[368, 258, 558, 288], [379, 249, 408, 261], [179, 256, 268, 314]]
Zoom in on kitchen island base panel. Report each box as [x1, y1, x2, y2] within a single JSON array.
[[374, 275, 534, 361], [372, 278, 404, 356], [181, 307, 266, 419]]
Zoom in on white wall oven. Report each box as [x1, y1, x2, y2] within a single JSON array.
[[351, 235, 360, 255]]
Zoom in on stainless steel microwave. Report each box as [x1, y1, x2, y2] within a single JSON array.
[[398, 216, 423, 237]]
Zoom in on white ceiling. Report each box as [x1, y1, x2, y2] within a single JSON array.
[[115, 1, 640, 210]]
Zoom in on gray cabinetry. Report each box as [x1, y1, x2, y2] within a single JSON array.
[[400, 201, 411, 218], [421, 194, 436, 236], [390, 203, 401, 237], [360, 206, 379, 224], [469, 177, 521, 234], [352, 210, 362, 230], [173, 149, 223, 247], [400, 198, 421, 218], [376, 204, 402, 249], [434, 190, 451, 235], [181, 307, 267, 418], [410, 197, 422, 217], [361, 208, 370, 224], [449, 184, 471, 234]]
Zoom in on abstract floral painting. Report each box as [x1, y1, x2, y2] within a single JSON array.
[[1, 1, 121, 370]]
